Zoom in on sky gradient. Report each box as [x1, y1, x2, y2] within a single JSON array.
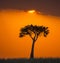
[[0, 10, 60, 59], [0, 0, 60, 16], [0, 0, 60, 59]]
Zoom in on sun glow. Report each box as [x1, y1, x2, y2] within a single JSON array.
[[27, 10, 36, 13]]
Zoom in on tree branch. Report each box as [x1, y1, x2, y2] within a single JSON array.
[[28, 30, 34, 40], [34, 33, 38, 41], [29, 34, 34, 40], [35, 34, 38, 41]]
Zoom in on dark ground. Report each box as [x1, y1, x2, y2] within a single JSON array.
[[0, 58, 60, 63]]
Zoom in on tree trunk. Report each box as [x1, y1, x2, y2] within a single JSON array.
[[30, 40, 35, 58]]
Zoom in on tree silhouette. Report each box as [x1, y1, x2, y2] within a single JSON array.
[[19, 24, 49, 58]]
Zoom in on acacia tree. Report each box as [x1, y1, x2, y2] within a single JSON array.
[[19, 24, 49, 58]]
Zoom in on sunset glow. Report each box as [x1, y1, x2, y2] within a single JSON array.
[[27, 10, 36, 13], [0, 10, 60, 59]]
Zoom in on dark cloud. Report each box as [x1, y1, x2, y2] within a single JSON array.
[[0, 0, 60, 16]]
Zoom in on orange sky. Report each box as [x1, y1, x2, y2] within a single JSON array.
[[0, 10, 60, 59]]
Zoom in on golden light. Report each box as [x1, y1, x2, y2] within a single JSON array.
[[27, 10, 36, 13], [0, 10, 60, 58]]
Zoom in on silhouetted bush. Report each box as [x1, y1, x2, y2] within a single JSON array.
[[0, 58, 60, 63]]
